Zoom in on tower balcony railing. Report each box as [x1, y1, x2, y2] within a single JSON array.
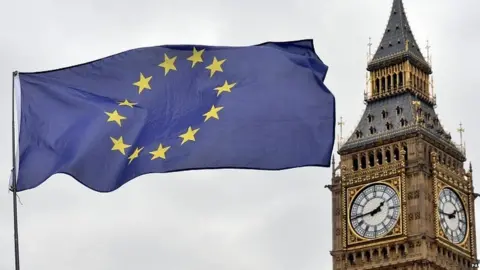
[[364, 84, 436, 106]]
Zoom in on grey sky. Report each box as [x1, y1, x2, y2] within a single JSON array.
[[0, 0, 478, 269]]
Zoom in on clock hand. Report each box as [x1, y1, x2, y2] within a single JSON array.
[[439, 209, 458, 219], [448, 210, 457, 219], [351, 210, 375, 219], [370, 201, 385, 216], [439, 210, 450, 216], [351, 200, 388, 220]]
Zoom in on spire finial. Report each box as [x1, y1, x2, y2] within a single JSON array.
[[457, 123, 466, 154], [426, 40, 431, 65], [367, 37, 373, 61], [337, 117, 345, 150], [457, 122, 465, 146]]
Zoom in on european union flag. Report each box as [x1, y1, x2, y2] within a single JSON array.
[[14, 39, 335, 192]]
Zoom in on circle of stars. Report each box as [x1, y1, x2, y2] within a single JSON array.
[[103, 47, 237, 165]]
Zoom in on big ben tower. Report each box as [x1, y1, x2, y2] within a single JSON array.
[[329, 0, 478, 269]]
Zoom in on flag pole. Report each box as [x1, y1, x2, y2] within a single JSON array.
[[11, 71, 21, 270]]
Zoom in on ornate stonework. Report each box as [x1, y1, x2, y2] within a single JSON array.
[[328, 1, 478, 269]]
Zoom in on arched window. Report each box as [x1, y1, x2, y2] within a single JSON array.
[[377, 150, 383, 165], [386, 149, 392, 162]]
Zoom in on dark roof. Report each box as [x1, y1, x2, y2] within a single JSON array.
[[367, 0, 431, 73], [338, 92, 464, 160], [339, 0, 463, 159]]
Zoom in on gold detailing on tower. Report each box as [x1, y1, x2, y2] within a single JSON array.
[[412, 100, 421, 124], [431, 151, 475, 259]]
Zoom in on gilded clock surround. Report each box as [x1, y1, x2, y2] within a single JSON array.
[[432, 151, 473, 257], [346, 177, 404, 246]]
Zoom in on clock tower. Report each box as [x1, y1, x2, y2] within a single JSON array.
[[328, 0, 478, 269]]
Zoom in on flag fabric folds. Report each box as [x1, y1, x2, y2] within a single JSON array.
[[14, 39, 335, 192]]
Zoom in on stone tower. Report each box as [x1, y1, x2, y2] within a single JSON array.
[[328, 0, 478, 269]]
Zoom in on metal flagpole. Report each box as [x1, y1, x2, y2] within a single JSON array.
[[11, 71, 21, 270]]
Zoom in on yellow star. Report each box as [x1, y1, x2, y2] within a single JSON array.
[[133, 73, 152, 94], [158, 53, 177, 75], [214, 80, 237, 96], [149, 144, 171, 160], [118, 99, 137, 108], [179, 126, 200, 145], [187, 47, 205, 67], [128, 147, 144, 164], [105, 110, 127, 126], [203, 105, 224, 122], [110, 136, 131, 155], [205, 57, 226, 77]]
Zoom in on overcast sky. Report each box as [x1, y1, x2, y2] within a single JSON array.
[[0, 0, 479, 269]]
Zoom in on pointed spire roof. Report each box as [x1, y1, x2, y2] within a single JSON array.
[[367, 0, 431, 73]]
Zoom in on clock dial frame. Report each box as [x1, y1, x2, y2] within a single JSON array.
[[349, 183, 401, 239], [438, 187, 468, 244]]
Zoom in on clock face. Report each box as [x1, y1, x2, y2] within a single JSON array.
[[438, 187, 468, 244], [349, 183, 401, 239]]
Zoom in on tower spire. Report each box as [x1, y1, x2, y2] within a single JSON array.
[[367, 0, 431, 74]]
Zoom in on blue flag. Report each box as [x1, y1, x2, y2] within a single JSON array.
[[14, 39, 335, 192]]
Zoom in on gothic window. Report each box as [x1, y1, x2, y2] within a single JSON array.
[[365, 251, 371, 262], [399, 245, 406, 256], [394, 147, 400, 160], [361, 155, 367, 169], [348, 254, 354, 265], [376, 150, 383, 165], [368, 152, 375, 167], [381, 248, 388, 259], [353, 156, 359, 171], [386, 149, 392, 162], [382, 110, 388, 119], [393, 73, 397, 88], [355, 130, 363, 138], [367, 114, 374, 123], [396, 106, 403, 115], [387, 75, 392, 90], [382, 110, 388, 118], [386, 122, 393, 130], [433, 117, 439, 126], [400, 118, 408, 127], [375, 79, 380, 94], [399, 72, 404, 86], [369, 126, 377, 134], [381, 77, 386, 91]]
